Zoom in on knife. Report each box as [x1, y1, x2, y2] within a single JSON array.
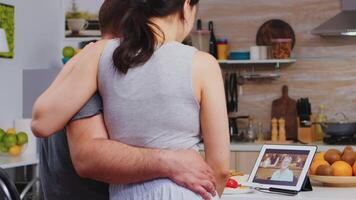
[[225, 73, 230, 112]]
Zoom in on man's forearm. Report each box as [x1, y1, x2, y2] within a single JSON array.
[[70, 138, 171, 184]]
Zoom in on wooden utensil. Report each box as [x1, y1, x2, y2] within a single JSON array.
[[271, 85, 298, 140]]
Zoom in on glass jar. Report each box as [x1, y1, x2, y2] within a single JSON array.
[[190, 30, 210, 53], [245, 118, 256, 142], [271, 38, 292, 59]]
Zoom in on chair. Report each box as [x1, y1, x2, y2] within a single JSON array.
[[0, 167, 20, 200], [14, 119, 41, 199]]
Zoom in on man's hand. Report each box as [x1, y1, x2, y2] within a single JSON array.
[[161, 149, 217, 200]]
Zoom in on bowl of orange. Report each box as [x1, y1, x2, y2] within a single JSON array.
[[0, 128, 28, 157], [309, 146, 356, 187]]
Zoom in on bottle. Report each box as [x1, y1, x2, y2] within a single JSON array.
[[196, 19, 202, 31], [217, 38, 228, 60], [208, 21, 218, 58], [256, 122, 264, 142], [271, 118, 278, 142], [315, 105, 327, 141], [278, 118, 286, 142], [246, 117, 256, 142]]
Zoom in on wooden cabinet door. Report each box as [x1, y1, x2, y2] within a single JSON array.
[[236, 152, 259, 174]]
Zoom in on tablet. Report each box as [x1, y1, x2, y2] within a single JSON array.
[[247, 145, 317, 192]]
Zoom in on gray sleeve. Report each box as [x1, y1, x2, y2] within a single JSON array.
[[71, 92, 103, 121]]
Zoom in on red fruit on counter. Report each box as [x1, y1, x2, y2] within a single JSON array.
[[226, 178, 239, 188]]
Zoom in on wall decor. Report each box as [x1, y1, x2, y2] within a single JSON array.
[[0, 3, 14, 58], [64, 0, 104, 38]]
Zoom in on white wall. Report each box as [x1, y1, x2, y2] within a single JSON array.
[[0, 0, 63, 128]]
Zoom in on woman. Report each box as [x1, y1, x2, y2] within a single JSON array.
[[270, 155, 294, 182], [33, 0, 229, 199]]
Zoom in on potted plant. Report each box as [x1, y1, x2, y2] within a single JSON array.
[[66, 0, 88, 35]]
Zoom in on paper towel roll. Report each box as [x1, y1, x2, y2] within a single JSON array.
[[250, 46, 260, 60], [14, 119, 37, 156], [259, 46, 268, 60]]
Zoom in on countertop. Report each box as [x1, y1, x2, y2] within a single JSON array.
[[198, 142, 356, 152], [221, 186, 355, 200], [0, 153, 38, 169]]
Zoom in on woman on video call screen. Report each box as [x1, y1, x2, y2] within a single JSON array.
[[253, 150, 308, 186]]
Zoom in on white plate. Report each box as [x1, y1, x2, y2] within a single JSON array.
[[223, 175, 254, 195], [223, 187, 254, 195]]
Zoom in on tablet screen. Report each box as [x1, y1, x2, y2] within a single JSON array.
[[252, 149, 309, 186]]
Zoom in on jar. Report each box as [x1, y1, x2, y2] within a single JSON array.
[[271, 38, 292, 59], [217, 38, 228, 60], [190, 30, 210, 53]]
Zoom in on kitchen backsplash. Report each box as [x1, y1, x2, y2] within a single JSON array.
[[197, 0, 356, 127]]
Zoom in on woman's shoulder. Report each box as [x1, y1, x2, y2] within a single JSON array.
[[192, 50, 221, 75]]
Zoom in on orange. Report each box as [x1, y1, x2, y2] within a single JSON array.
[[8, 145, 22, 156], [353, 161, 356, 176], [331, 161, 352, 176], [314, 152, 326, 161], [310, 160, 330, 175]]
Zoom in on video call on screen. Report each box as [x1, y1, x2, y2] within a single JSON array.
[[253, 149, 309, 186]]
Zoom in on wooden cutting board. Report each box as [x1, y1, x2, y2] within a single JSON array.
[[271, 85, 298, 141]]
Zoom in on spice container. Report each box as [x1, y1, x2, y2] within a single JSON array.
[[271, 38, 292, 59], [217, 38, 228, 60], [271, 118, 278, 142]]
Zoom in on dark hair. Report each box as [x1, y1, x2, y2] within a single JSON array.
[[99, 0, 126, 36], [112, 0, 199, 74]]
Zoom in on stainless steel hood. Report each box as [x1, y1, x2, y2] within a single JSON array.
[[311, 0, 356, 36]]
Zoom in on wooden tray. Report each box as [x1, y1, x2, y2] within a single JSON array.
[[310, 175, 356, 187]]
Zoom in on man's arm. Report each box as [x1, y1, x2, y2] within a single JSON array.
[[67, 114, 217, 200], [32, 41, 108, 137]]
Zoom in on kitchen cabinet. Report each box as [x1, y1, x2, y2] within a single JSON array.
[[200, 151, 258, 173], [235, 152, 259, 173]]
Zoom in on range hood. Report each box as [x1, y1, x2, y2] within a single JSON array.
[[311, 0, 356, 36]]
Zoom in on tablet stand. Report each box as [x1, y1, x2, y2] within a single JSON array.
[[300, 176, 312, 191], [256, 176, 313, 196]]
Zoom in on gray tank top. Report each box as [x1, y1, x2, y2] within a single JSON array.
[[98, 40, 201, 150]]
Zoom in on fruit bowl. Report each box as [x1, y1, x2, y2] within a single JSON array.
[[310, 175, 356, 187], [0, 143, 27, 157], [0, 128, 29, 157]]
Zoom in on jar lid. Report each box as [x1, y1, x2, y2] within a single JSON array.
[[217, 38, 228, 44], [271, 38, 292, 43]]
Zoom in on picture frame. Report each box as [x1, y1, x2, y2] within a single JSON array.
[[0, 3, 15, 59], [64, 0, 104, 38]]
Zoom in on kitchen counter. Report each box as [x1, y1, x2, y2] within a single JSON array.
[[221, 186, 355, 200], [199, 142, 356, 152], [0, 153, 38, 169]]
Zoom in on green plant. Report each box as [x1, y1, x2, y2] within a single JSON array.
[[0, 3, 14, 58], [66, 0, 85, 19]]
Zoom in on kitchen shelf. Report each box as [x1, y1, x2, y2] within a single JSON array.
[[219, 59, 296, 80], [64, 37, 101, 42], [218, 59, 296, 65]]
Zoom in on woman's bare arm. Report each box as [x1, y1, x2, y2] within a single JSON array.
[[193, 51, 230, 196], [32, 41, 108, 137]]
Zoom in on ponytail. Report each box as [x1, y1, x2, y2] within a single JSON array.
[[112, 0, 200, 74], [113, 1, 155, 73]]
